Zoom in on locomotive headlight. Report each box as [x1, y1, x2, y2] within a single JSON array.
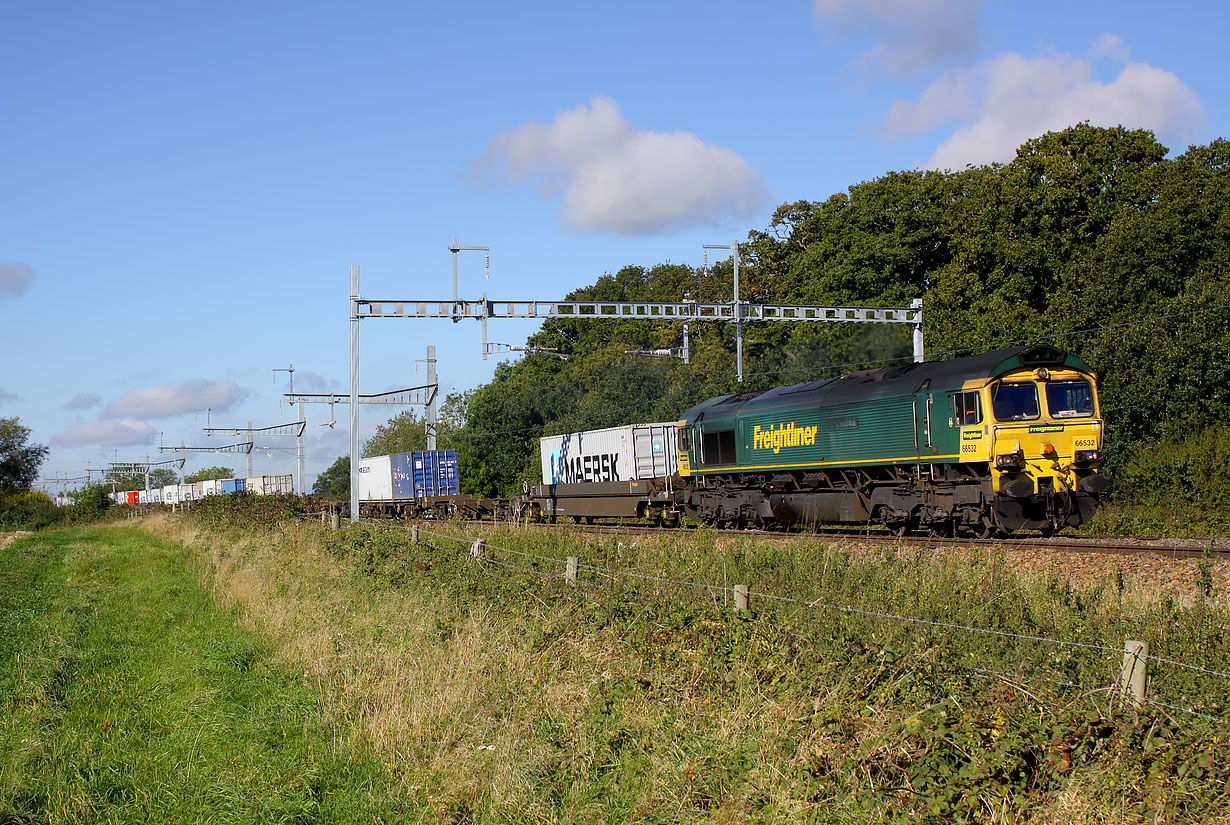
[[995, 453, 1025, 471], [1074, 449, 1101, 464]]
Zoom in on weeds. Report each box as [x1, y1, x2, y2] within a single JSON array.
[[127, 503, 1230, 823]]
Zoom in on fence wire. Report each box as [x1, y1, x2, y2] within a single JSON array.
[[341, 518, 1228, 724]]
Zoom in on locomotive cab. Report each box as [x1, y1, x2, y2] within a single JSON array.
[[974, 356, 1109, 533]]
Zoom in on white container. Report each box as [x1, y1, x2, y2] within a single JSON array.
[[162, 484, 180, 504], [202, 479, 222, 497], [244, 474, 294, 495], [540, 422, 679, 484], [358, 456, 393, 501]]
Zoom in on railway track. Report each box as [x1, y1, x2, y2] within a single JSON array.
[[454, 518, 1230, 560]]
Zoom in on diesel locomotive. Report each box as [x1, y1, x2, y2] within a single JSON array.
[[355, 344, 1109, 536], [675, 343, 1108, 536]]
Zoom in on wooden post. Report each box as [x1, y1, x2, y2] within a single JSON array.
[[320, 510, 327, 525], [566, 556, 578, 585], [412, 526, 420, 544], [469, 537, 486, 560], [733, 584, 749, 612], [330, 511, 340, 530], [1119, 640, 1148, 708]]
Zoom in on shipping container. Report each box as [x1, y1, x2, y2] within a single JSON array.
[[187, 482, 203, 501], [358, 457, 393, 501], [540, 423, 679, 484], [220, 478, 244, 494], [162, 484, 180, 504], [243, 475, 291, 496], [387, 450, 460, 499], [202, 479, 222, 497], [414, 449, 459, 498]]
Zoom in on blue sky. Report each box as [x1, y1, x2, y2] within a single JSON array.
[[3, 0, 1226, 492]]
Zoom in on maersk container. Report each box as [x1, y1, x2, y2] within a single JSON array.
[[540, 423, 679, 484], [390, 449, 459, 499], [358, 457, 393, 501]]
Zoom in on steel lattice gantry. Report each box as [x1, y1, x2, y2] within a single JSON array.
[[346, 263, 924, 521]]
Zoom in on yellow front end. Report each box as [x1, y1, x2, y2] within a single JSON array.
[[957, 368, 1106, 498]]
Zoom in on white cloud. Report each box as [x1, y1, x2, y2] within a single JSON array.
[[0, 263, 35, 297], [294, 371, 339, 392], [1090, 33, 1130, 63], [52, 419, 157, 447], [881, 44, 1203, 170], [813, 0, 984, 77], [64, 392, 102, 411], [473, 96, 768, 235], [104, 380, 249, 419], [0, 388, 17, 404]]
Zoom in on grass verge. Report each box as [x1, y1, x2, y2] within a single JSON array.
[[0, 526, 414, 824], [141, 504, 1230, 824]]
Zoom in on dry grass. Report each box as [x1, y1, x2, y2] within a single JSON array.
[[138, 513, 1230, 824]]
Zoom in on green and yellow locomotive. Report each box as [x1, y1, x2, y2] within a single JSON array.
[[675, 344, 1109, 536]]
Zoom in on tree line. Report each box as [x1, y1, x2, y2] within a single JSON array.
[[324, 124, 1224, 505]]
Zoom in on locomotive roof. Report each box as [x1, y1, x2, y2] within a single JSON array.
[[680, 344, 1094, 420]]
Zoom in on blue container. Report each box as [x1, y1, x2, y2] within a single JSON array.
[[220, 478, 243, 494], [390, 452, 417, 499], [389, 449, 459, 498]]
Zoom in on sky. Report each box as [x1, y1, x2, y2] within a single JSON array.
[[3, 0, 1226, 493]]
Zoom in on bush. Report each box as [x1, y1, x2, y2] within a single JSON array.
[[1111, 424, 1230, 509], [0, 490, 60, 530], [188, 492, 309, 531]]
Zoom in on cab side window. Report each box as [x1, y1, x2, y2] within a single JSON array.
[[950, 391, 983, 426], [701, 429, 737, 465]]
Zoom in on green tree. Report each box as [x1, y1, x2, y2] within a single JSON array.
[[0, 417, 48, 495], [362, 392, 470, 458], [185, 466, 235, 483], [312, 456, 350, 500]]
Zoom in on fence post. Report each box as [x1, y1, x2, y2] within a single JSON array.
[[320, 510, 327, 525], [1119, 640, 1148, 709], [733, 584, 749, 613], [412, 525, 420, 544], [566, 556, 578, 585], [469, 537, 486, 560], [330, 511, 340, 530]]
